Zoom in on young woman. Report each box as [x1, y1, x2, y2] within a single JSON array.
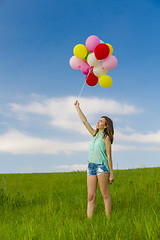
[[74, 100, 114, 218]]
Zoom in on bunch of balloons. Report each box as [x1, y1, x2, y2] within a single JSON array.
[[69, 35, 118, 88]]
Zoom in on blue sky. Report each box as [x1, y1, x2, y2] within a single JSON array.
[[0, 0, 160, 173]]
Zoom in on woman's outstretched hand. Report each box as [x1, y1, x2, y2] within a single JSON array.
[[74, 100, 80, 108]]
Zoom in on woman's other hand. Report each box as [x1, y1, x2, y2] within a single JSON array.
[[109, 173, 114, 184]]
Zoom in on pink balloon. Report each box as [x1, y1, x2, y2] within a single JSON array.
[[81, 63, 92, 75], [85, 35, 100, 52], [69, 56, 84, 70], [102, 55, 118, 70]]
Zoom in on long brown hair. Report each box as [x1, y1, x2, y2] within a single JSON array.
[[94, 116, 114, 144]]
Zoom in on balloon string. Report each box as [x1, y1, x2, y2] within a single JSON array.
[[77, 80, 86, 100]]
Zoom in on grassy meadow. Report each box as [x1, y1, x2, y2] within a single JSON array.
[[0, 167, 160, 240]]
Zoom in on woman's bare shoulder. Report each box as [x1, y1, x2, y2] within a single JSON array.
[[104, 135, 111, 143]]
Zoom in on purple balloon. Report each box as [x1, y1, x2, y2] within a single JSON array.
[[102, 55, 118, 70], [69, 56, 84, 70], [81, 63, 91, 75], [85, 35, 100, 52]]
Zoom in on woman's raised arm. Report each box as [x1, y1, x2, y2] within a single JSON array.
[[74, 100, 96, 136]]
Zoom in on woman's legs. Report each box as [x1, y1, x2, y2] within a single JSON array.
[[87, 175, 97, 218], [97, 173, 112, 217]]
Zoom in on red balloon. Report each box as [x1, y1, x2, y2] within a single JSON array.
[[94, 43, 110, 60], [85, 72, 98, 86]]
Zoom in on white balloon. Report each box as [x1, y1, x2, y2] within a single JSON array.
[[93, 63, 108, 77], [87, 53, 99, 67]]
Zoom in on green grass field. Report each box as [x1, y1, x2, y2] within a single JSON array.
[[0, 167, 160, 240]]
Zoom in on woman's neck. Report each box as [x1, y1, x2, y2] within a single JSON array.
[[98, 129, 104, 135]]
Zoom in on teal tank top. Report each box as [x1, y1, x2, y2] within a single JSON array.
[[88, 132, 109, 172]]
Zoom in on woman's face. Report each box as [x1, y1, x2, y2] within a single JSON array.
[[96, 118, 106, 130]]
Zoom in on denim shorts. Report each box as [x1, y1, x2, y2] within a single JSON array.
[[87, 162, 110, 176]]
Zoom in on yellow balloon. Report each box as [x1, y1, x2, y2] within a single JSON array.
[[99, 75, 112, 88], [73, 44, 87, 59], [106, 43, 113, 55]]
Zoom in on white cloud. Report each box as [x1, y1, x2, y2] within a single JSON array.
[[0, 129, 160, 155], [9, 95, 141, 134], [0, 129, 89, 154], [112, 144, 137, 151], [115, 129, 160, 144], [79, 97, 141, 115], [18, 166, 35, 173], [113, 144, 160, 151], [52, 164, 88, 172], [1, 95, 159, 156]]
